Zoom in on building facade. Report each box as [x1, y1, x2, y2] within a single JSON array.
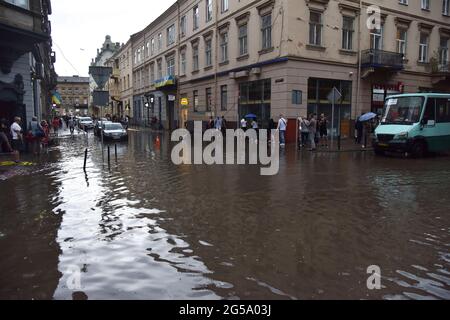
[[89, 35, 121, 116], [128, 0, 450, 141], [0, 0, 57, 127], [56, 76, 90, 116]]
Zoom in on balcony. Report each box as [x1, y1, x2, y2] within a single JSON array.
[[431, 63, 450, 85], [361, 49, 404, 71]]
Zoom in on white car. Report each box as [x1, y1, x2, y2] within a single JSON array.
[[78, 117, 94, 130], [102, 123, 128, 141]]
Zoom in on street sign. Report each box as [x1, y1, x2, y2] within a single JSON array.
[[89, 66, 112, 89], [181, 98, 189, 106], [327, 87, 342, 104]]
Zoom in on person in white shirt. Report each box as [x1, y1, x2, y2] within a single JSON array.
[[240, 118, 247, 131], [277, 114, 287, 146], [10, 117, 23, 153]]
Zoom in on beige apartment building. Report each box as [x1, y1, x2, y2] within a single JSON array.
[[105, 39, 135, 119], [56, 76, 90, 115], [129, 0, 450, 142]]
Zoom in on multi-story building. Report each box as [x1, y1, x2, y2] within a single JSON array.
[[0, 0, 57, 126], [130, 0, 450, 141], [89, 35, 121, 116], [56, 76, 90, 116]]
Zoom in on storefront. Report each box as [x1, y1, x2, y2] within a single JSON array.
[[307, 78, 352, 138], [238, 78, 271, 129]]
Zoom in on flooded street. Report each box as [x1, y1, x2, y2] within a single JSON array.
[[0, 129, 449, 300]]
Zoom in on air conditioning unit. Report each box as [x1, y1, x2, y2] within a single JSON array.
[[229, 72, 236, 79], [235, 70, 249, 78]]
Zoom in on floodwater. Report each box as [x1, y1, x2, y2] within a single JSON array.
[[0, 129, 449, 300]]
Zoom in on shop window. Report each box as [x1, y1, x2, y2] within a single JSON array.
[[292, 90, 302, 105], [436, 98, 450, 123]]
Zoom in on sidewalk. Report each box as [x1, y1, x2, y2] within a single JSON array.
[[298, 138, 374, 153]]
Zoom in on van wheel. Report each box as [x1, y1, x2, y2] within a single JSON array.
[[411, 141, 426, 158]]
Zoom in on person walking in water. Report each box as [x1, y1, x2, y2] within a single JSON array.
[[68, 117, 75, 135], [318, 113, 328, 148]]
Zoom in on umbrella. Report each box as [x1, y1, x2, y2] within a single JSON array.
[[245, 114, 257, 119], [359, 112, 377, 122]]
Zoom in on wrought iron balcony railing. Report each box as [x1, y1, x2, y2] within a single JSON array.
[[361, 49, 404, 70]]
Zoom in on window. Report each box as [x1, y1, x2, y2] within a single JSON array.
[[137, 49, 141, 63], [292, 90, 302, 105], [444, 0, 450, 15], [193, 5, 199, 30], [220, 32, 228, 62], [239, 24, 248, 56], [370, 26, 383, 50], [261, 14, 272, 50], [309, 11, 322, 46], [206, 88, 212, 111], [421, 0, 430, 10], [193, 90, 199, 112], [180, 51, 186, 75], [424, 98, 436, 122], [167, 56, 175, 76], [342, 16, 354, 50], [221, 85, 227, 110], [167, 25, 175, 46], [399, 0, 408, 5], [397, 29, 407, 55], [146, 42, 150, 57], [180, 16, 186, 37], [4, 0, 28, 9], [221, 0, 229, 13], [192, 43, 199, 71], [206, 0, 213, 22], [151, 38, 155, 55], [158, 33, 162, 51], [205, 39, 213, 67], [419, 33, 429, 62], [439, 37, 449, 67], [150, 64, 155, 83], [157, 59, 163, 79], [436, 98, 450, 122]]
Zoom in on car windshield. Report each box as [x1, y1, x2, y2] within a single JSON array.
[[381, 96, 424, 125], [80, 118, 92, 122], [104, 123, 123, 130]]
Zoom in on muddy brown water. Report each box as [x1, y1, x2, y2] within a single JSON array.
[[0, 129, 449, 300]]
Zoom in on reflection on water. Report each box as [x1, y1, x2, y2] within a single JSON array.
[[0, 130, 449, 300]]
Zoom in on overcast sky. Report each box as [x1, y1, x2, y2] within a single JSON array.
[[52, 0, 174, 77]]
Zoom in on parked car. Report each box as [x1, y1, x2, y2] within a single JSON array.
[[94, 120, 112, 136], [102, 123, 128, 141], [78, 117, 94, 130]]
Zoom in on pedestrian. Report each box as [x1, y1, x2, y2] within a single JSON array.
[[29, 116, 44, 155], [10, 116, 23, 157], [221, 116, 227, 137], [1, 119, 19, 162], [251, 119, 259, 142], [318, 113, 328, 148], [277, 114, 287, 147], [52, 117, 60, 136], [214, 116, 222, 131], [68, 117, 75, 135], [40, 120, 50, 153], [355, 113, 364, 145], [208, 116, 215, 130], [240, 118, 247, 131], [308, 114, 317, 151], [298, 116, 309, 149]]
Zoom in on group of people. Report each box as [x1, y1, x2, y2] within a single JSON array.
[[298, 113, 329, 151], [209, 116, 228, 136], [0, 116, 59, 162]]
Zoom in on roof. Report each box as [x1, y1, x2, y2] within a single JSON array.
[[387, 93, 450, 99], [57, 76, 90, 84]]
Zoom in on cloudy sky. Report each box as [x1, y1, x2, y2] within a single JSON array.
[[52, 0, 174, 77]]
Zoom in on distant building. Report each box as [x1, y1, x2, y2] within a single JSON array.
[[89, 35, 121, 116], [57, 76, 90, 116], [0, 0, 57, 127]]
